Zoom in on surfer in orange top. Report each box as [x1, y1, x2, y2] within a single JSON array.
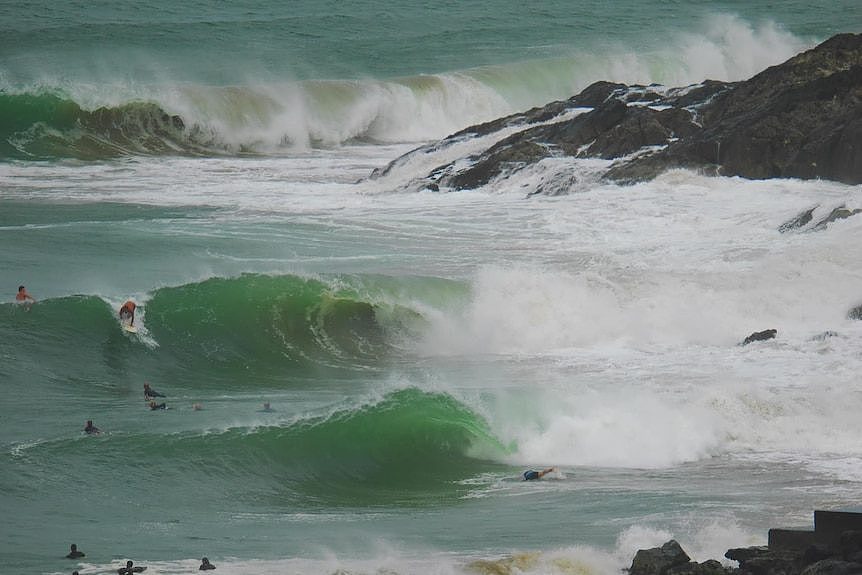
[[119, 300, 136, 326], [16, 285, 36, 310]]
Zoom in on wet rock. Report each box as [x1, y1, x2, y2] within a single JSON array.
[[800, 559, 862, 575], [628, 539, 690, 575], [393, 33, 862, 193]]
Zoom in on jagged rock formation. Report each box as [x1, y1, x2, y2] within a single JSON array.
[[377, 33, 862, 194]]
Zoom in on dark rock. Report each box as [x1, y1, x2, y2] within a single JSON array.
[[583, 107, 698, 159], [741, 329, 777, 346], [726, 546, 770, 563], [779, 207, 818, 232], [629, 540, 691, 575], [665, 80, 733, 109], [567, 81, 629, 108], [803, 545, 836, 566], [447, 139, 549, 191], [609, 34, 862, 185], [440, 99, 629, 190], [737, 552, 801, 575], [848, 305, 862, 320], [800, 559, 862, 575], [839, 530, 862, 560], [438, 96, 705, 190], [666, 559, 732, 575]]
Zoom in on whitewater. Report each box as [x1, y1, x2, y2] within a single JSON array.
[[2, 2, 862, 575]]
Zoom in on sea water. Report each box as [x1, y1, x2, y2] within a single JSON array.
[[2, 2, 862, 574]]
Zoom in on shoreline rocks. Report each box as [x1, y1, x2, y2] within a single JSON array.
[[378, 33, 862, 195], [628, 510, 862, 575]]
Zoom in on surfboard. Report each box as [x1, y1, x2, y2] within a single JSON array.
[[123, 324, 137, 334]]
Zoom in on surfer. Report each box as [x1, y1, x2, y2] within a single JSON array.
[[83, 420, 101, 435], [143, 383, 165, 399], [148, 401, 167, 410], [523, 467, 555, 481], [66, 543, 85, 559], [117, 560, 146, 574], [258, 402, 275, 412], [119, 300, 136, 326], [15, 285, 36, 310], [199, 557, 216, 570]]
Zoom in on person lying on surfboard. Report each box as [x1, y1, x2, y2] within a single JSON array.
[[148, 401, 167, 410], [119, 300, 136, 326], [523, 467, 555, 481]]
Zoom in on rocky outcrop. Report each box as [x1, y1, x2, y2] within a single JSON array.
[[383, 33, 862, 194], [611, 34, 862, 184], [629, 536, 862, 575], [628, 512, 862, 575], [628, 540, 730, 575]]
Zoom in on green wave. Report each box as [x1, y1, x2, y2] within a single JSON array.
[[2, 273, 461, 379], [143, 273, 434, 375], [0, 91, 204, 160], [18, 389, 511, 506]]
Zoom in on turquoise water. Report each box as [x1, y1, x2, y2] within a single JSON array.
[[2, 3, 862, 575]]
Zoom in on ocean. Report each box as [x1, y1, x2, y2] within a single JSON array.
[[2, 2, 861, 574]]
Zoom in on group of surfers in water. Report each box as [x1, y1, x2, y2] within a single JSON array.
[[82, 383, 168, 435], [66, 544, 216, 571]]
